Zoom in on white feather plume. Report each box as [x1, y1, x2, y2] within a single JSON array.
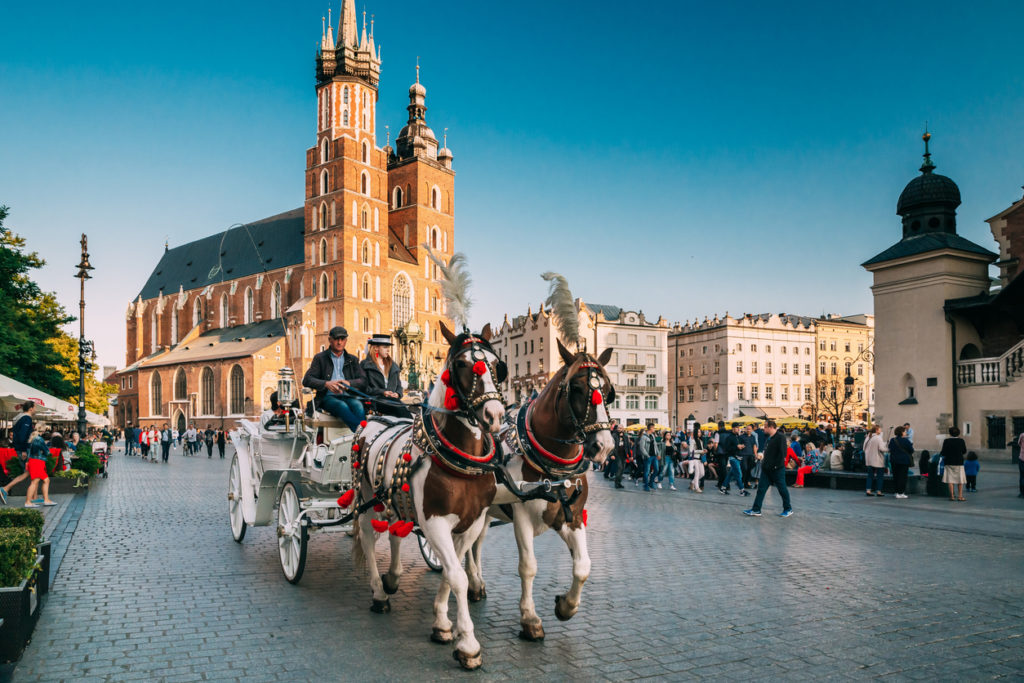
[[426, 247, 473, 331], [541, 272, 579, 348]]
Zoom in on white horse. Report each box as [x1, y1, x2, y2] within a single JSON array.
[[467, 340, 615, 641], [349, 322, 506, 670]]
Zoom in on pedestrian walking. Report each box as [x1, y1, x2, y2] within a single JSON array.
[[22, 430, 57, 508], [138, 426, 149, 460], [964, 451, 980, 492], [186, 425, 198, 455], [160, 424, 172, 463], [743, 420, 793, 517], [204, 425, 215, 458], [0, 402, 37, 505], [659, 430, 677, 490], [719, 422, 747, 496], [940, 426, 967, 501], [888, 425, 915, 499], [739, 424, 759, 488], [216, 428, 226, 459], [172, 427, 180, 448], [639, 425, 657, 491], [864, 425, 886, 497], [124, 424, 135, 455]]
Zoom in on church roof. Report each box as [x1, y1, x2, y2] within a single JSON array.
[[862, 232, 997, 267], [137, 208, 305, 301], [142, 318, 285, 368]]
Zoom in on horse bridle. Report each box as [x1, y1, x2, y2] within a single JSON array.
[[442, 335, 506, 426], [554, 358, 615, 444]]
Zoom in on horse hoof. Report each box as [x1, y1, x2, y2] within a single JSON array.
[[370, 597, 391, 614], [431, 627, 454, 644], [382, 573, 400, 595], [468, 587, 486, 602], [518, 622, 545, 641], [554, 594, 577, 622], [453, 648, 482, 670]]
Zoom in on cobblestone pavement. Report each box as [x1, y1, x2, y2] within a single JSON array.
[[12, 445, 1024, 682]]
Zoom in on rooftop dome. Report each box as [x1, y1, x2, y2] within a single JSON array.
[[897, 171, 961, 215]]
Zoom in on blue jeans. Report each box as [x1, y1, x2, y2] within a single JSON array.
[[866, 466, 885, 492], [320, 393, 366, 431], [751, 467, 792, 513], [722, 456, 744, 490], [660, 460, 675, 486], [644, 457, 661, 489]]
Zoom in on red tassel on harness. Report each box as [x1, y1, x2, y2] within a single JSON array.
[[389, 520, 414, 537], [359, 420, 367, 428], [336, 489, 355, 508], [352, 460, 361, 469], [402, 452, 412, 462], [371, 519, 389, 533], [472, 360, 487, 376], [444, 386, 459, 411], [352, 443, 361, 452], [373, 503, 385, 512], [401, 483, 410, 493], [591, 390, 603, 405], [440, 369, 451, 386], [582, 509, 588, 526]]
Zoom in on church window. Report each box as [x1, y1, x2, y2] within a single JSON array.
[[332, 274, 337, 298], [244, 287, 254, 324], [343, 110, 349, 126], [220, 294, 229, 327], [343, 86, 349, 105], [320, 273, 329, 301], [432, 228, 438, 249], [361, 239, 370, 265], [174, 368, 187, 400], [393, 186, 403, 209], [319, 238, 328, 264], [150, 313, 157, 353], [361, 206, 369, 230], [361, 172, 369, 195], [392, 274, 411, 326], [200, 367, 215, 415], [192, 297, 202, 327], [320, 138, 328, 163], [320, 203, 328, 230], [320, 169, 329, 195], [271, 282, 282, 318], [431, 187, 439, 209], [362, 274, 371, 301], [170, 311, 178, 345], [229, 365, 245, 415], [150, 373, 162, 416], [362, 141, 369, 163]]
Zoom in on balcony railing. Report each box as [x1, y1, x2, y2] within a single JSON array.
[[615, 384, 664, 394], [621, 364, 646, 373], [956, 338, 1024, 386]]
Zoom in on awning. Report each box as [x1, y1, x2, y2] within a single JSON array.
[[760, 407, 792, 419], [739, 406, 792, 420], [739, 406, 767, 419]]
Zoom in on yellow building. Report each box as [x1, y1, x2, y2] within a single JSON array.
[[812, 315, 875, 424]]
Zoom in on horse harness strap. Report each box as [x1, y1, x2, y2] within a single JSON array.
[[557, 360, 612, 442], [513, 401, 590, 480], [415, 409, 497, 478]]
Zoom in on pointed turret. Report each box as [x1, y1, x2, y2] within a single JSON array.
[[325, 9, 335, 50], [359, 10, 368, 50], [395, 61, 438, 160], [341, 0, 357, 47]]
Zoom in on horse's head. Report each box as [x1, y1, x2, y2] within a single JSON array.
[[549, 339, 615, 465], [436, 321, 507, 433]]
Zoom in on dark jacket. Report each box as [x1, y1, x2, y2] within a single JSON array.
[[762, 431, 788, 472], [719, 431, 740, 458], [939, 437, 966, 467], [302, 349, 367, 404], [888, 436, 914, 466], [12, 414, 33, 451], [360, 357, 403, 400]]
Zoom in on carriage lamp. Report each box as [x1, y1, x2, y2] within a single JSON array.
[[278, 367, 295, 406]]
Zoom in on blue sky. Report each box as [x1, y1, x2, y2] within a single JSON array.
[[3, 0, 1023, 373]]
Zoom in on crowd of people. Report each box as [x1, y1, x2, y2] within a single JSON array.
[[121, 424, 228, 462]]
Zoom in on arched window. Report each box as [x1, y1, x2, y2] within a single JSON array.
[[393, 186, 403, 208], [192, 297, 202, 327], [174, 368, 187, 400], [320, 138, 328, 163], [271, 281, 282, 318], [361, 239, 371, 265], [361, 205, 369, 230], [170, 311, 178, 345], [319, 238, 328, 264], [393, 276, 411, 325], [431, 187, 438, 209], [200, 367, 215, 415], [320, 273, 329, 301], [361, 172, 369, 195], [362, 141, 369, 163], [320, 169, 329, 195], [229, 365, 245, 415], [320, 203, 328, 230], [343, 110, 349, 126], [150, 313, 157, 353], [343, 86, 349, 105], [431, 228, 438, 248], [244, 287, 254, 324], [151, 373, 163, 416], [220, 294, 229, 327], [362, 274, 371, 300]]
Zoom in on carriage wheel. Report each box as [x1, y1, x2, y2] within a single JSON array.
[[277, 482, 308, 584], [228, 454, 247, 543], [417, 532, 442, 572]]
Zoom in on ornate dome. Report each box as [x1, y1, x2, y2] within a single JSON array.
[[409, 81, 426, 98], [897, 171, 961, 215]]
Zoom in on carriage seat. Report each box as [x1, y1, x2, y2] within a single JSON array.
[[311, 412, 353, 433]]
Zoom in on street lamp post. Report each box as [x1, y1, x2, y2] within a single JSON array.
[[74, 234, 94, 438]]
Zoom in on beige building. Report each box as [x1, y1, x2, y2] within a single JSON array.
[[813, 314, 875, 423], [491, 300, 669, 426], [863, 137, 1024, 454]]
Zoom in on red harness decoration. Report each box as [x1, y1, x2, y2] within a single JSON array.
[[525, 403, 584, 467], [431, 415, 495, 464]]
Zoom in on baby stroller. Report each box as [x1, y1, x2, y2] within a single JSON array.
[[93, 440, 109, 478]]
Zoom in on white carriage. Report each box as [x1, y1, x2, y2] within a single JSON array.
[[227, 368, 440, 583]]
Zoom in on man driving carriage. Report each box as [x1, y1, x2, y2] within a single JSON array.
[[301, 326, 366, 431], [360, 334, 413, 419]]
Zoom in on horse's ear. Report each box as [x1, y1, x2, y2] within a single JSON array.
[[597, 347, 614, 367], [439, 321, 458, 346], [480, 323, 492, 342], [556, 338, 576, 366]]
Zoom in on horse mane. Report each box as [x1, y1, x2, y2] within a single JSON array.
[[540, 272, 578, 350], [426, 247, 472, 331]]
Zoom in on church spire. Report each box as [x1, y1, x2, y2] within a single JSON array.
[[920, 126, 935, 175], [340, 0, 357, 48]]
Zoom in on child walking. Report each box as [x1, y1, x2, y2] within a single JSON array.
[[964, 451, 980, 492]]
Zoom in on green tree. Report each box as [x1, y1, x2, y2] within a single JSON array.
[[0, 205, 75, 397], [49, 332, 117, 414]]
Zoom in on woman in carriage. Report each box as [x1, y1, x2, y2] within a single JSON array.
[[360, 334, 413, 420]]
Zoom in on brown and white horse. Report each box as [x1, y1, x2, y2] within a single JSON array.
[[467, 340, 615, 641], [348, 321, 505, 670]]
